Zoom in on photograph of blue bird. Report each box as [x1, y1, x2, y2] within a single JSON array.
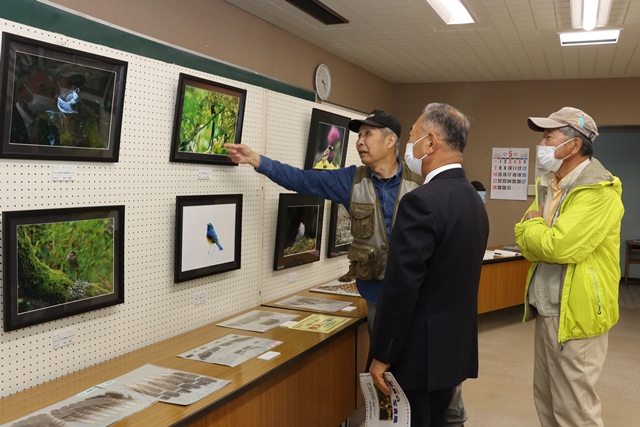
[[206, 223, 223, 254], [57, 88, 80, 114], [295, 221, 305, 242]]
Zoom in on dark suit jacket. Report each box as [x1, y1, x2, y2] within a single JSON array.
[[369, 168, 489, 391]]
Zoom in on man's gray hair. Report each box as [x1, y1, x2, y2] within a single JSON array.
[[558, 126, 594, 158], [379, 127, 400, 156], [420, 103, 470, 153]]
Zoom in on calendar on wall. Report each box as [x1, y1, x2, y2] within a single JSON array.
[[490, 147, 529, 200]]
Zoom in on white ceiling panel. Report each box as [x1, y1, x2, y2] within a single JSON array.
[[227, 0, 640, 83]]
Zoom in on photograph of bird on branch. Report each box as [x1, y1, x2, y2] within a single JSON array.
[[310, 123, 346, 170], [16, 218, 115, 314], [177, 84, 241, 155], [283, 205, 321, 256], [304, 109, 350, 171]]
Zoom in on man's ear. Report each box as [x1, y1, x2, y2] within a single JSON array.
[[572, 137, 583, 154], [426, 133, 437, 153], [387, 133, 397, 148]]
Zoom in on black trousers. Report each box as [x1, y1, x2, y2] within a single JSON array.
[[404, 387, 454, 427]]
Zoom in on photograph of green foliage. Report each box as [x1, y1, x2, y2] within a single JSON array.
[[326, 201, 353, 258], [0, 33, 127, 162], [303, 108, 350, 170], [3, 206, 125, 331], [170, 73, 246, 165], [273, 193, 324, 271]]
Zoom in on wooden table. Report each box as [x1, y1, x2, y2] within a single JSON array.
[[261, 282, 369, 408], [0, 306, 360, 427], [261, 284, 368, 318], [479, 256, 530, 314], [624, 240, 640, 285]]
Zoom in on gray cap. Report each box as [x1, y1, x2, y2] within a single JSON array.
[[527, 107, 598, 142]]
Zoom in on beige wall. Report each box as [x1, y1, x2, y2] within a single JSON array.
[[50, 0, 393, 113], [49, 0, 640, 247], [392, 78, 640, 246]]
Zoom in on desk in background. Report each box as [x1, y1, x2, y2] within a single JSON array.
[[624, 240, 640, 286], [479, 255, 530, 314]]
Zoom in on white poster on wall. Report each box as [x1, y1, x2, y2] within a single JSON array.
[[490, 147, 529, 201]]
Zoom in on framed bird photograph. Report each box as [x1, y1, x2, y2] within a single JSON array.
[[0, 33, 127, 162], [303, 108, 350, 170], [170, 73, 247, 165], [2, 206, 125, 331], [326, 201, 353, 258], [174, 194, 243, 283], [273, 193, 325, 271]]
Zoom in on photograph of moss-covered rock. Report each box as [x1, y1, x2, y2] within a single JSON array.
[[16, 218, 116, 314]]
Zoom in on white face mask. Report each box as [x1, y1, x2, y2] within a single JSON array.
[[404, 134, 428, 175], [536, 138, 574, 173], [23, 85, 55, 116]]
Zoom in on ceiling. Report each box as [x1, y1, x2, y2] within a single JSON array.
[[227, 0, 640, 84]]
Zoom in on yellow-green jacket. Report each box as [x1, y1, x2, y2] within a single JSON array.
[[514, 159, 624, 344]]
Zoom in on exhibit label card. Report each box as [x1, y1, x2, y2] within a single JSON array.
[[289, 314, 351, 333]]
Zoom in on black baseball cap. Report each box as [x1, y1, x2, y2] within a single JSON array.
[[348, 109, 402, 139]]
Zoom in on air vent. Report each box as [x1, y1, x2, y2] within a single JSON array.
[[285, 0, 349, 25]]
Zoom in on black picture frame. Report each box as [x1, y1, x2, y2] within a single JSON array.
[[170, 73, 247, 165], [175, 194, 243, 283], [273, 193, 324, 271], [0, 33, 127, 162], [304, 108, 350, 170], [326, 201, 353, 258], [2, 205, 125, 332]]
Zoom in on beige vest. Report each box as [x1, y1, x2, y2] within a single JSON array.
[[347, 164, 422, 280]]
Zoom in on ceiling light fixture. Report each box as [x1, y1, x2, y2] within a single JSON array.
[[559, 29, 620, 46], [426, 0, 474, 25], [285, 0, 349, 25], [570, 0, 612, 31]]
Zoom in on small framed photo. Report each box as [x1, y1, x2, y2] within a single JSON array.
[[2, 206, 125, 331], [273, 193, 325, 271], [175, 194, 243, 283], [170, 73, 247, 165], [304, 108, 350, 170], [326, 202, 353, 258], [0, 33, 127, 162]]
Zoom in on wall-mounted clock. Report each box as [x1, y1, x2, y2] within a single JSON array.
[[314, 64, 332, 100]]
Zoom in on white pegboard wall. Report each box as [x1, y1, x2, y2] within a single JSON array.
[[0, 18, 266, 398], [259, 92, 365, 302]]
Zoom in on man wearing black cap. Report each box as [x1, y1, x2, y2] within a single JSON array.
[[226, 109, 423, 331], [515, 107, 624, 426]]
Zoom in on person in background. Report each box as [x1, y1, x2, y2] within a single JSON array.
[[225, 110, 423, 335], [368, 103, 489, 427], [471, 180, 486, 204], [515, 107, 624, 427], [10, 66, 58, 145]]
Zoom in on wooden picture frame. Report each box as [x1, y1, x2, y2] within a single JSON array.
[[175, 194, 243, 283], [326, 201, 353, 258], [170, 73, 247, 165], [2, 206, 125, 331], [303, 108, 350, 170], [0, 33, 127, 162], [273, 193, 324, 270]]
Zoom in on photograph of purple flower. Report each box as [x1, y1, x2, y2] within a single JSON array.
[[304, 108, 350, 170]]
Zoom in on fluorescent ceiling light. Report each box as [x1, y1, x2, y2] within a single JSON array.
[[559, 29, 620, 46], [426, 0, 474, 25], [570, 0, 612, 31]]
